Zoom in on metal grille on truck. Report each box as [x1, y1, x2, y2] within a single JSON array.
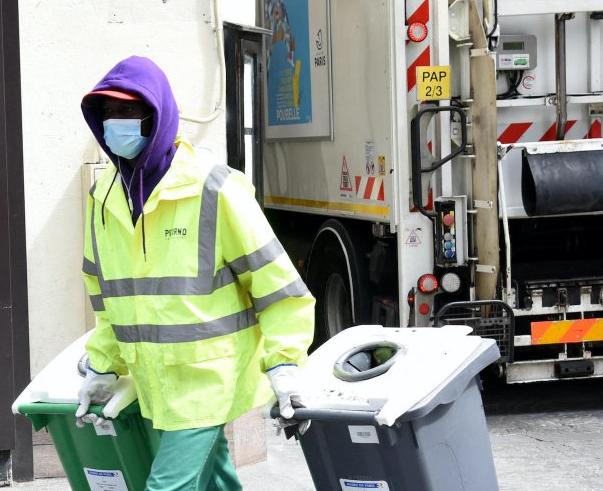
[[434, 300, 515, 363]]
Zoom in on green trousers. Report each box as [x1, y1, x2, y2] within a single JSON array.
[[145, 425, 242, 491]]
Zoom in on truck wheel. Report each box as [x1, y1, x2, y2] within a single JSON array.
[[306, 219, 369, 349]]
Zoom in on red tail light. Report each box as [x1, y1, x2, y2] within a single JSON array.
[[407, 21, 428, 43], [418, 303, 431, 315], [418, 274, 439, 294]]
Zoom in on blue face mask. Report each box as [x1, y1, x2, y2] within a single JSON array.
[[103, 117, 149, 159]]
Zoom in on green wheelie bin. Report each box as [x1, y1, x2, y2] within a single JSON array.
[[13, 332, 160, 491]]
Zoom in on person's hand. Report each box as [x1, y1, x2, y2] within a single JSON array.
[[267, 364, 303, 419], [75, 368, 118, 428], [268, 364, 312, 435], [75, 412, 109, 429]]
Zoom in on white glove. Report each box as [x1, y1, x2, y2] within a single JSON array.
[[267, 364, 303, 419], [75, 412, 109, 429], [75, 369, 118, 428]]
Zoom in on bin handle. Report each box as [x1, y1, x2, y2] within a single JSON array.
[[270, 405, 380, 425]]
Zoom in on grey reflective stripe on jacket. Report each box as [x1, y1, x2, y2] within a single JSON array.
[[229, 237, 284, 275], [89, 294, 105, 312], [112, 308, 257, 343], [251, 278, 310, 312], [82, 257, 97, 276]]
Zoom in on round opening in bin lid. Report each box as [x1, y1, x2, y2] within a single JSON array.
[[333, 341, 405, 382]]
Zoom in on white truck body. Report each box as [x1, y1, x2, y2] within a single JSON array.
[[259, 0, 603, 382]]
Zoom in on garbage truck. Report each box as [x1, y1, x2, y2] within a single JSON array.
[[252, 0, 603, 383]]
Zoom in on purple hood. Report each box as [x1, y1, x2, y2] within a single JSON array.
[[81, 56, 179, 222]]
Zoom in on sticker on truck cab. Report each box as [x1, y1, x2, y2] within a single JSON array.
[[416, 65, 450, 101]]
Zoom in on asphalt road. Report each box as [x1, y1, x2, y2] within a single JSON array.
[[484, 377, 603, 491]]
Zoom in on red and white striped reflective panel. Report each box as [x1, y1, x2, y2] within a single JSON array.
[[496, 119, 603, 144], [586, 119, 602, 139], [407, 47, 431, 92], [538, 120, 577, 141], [406, 0, 429, 44], [498, 122, 533, 144], [355, 176, 385, 201], [410, 187, 433, 212], [406, 0, 430, 93]]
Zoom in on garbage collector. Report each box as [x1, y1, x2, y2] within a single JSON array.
[[76, 55, 315, 490]]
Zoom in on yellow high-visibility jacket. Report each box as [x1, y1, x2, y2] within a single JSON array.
[[82, 136, 315, 431]]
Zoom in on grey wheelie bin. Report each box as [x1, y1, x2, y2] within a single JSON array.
[[273, 325, 500, 491]]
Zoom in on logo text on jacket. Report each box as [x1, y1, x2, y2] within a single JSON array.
[[165, 227, 188, 239]]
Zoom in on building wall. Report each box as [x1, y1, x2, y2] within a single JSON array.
[[19, 0, 254, 375]]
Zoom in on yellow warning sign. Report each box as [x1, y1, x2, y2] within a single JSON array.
[[416, 66, 451, 101], [378, 155, 386, 175]]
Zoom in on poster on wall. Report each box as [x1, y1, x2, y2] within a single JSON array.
[[263, 0, 332, 140]]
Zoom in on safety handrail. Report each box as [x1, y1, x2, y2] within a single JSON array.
[[410, 105, 468, 217]]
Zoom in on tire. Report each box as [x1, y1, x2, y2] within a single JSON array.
[[306, 219, 370, 350]]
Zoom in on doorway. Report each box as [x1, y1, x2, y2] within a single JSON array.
[[224, 21, 269, 203]]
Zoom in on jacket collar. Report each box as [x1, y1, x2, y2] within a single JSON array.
[[92, 135, 204, 223]]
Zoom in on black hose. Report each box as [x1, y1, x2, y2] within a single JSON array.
[[497, 70, 524, 100], [487, 0, 498, 50]]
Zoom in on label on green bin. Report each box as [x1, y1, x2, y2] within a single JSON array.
[[340, 479, 390, 490], [84, 468, 127, 491], [93, 419, 117, 437]]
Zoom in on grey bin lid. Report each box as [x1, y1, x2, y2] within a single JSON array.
[[400, 340, 499, 422], [296, 325, 500, 426]]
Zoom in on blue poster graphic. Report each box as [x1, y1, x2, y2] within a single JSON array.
[[264, 0, 312, 126]]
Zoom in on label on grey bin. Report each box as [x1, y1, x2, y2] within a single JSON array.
[[348, 425, 379, 444], [340, 478, 390, 490], [84, 468, 128, 491]]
